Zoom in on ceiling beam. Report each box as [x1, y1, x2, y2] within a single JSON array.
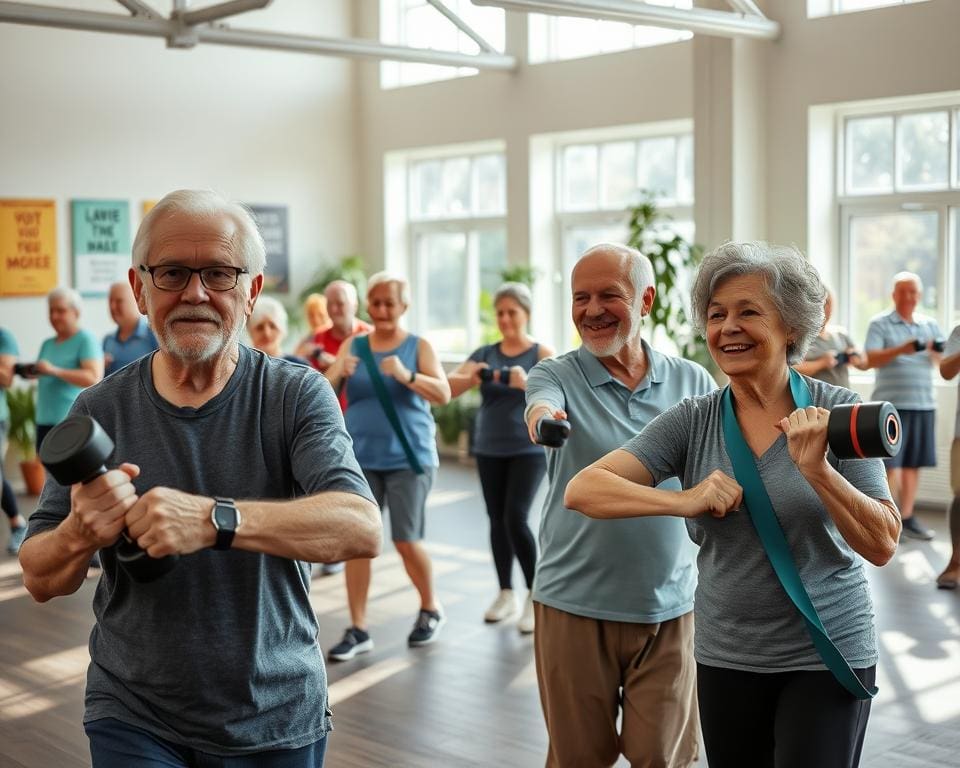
[[472, 0, 780, 40], [0, 1, 517, 68], [425, 0, 496, 53], [179, 0, 271, 27], [197, 26, 516, 68]]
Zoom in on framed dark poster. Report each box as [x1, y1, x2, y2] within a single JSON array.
[[248, 204, 289, 293]]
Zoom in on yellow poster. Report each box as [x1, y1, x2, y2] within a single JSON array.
[[142, 200, 157, 216], [0, 199, 58, 296]]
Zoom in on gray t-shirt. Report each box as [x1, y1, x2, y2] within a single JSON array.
[[26, 345, 374, 755], [623, 376, 891, 672], [803, 329, 857, 388]]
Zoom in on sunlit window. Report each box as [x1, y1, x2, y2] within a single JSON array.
[[808, 0, 929, 18], [838, 101, 960, 340], [529, 0, 692, 64], [381, 0, 505, 89], [386, 146, 508, 354]]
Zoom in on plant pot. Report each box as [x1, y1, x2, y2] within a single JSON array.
[[19, 458, 46, 496]]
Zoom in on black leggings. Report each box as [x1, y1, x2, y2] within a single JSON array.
[[475, 453, 546, 591], [697, 663, 875, 768]]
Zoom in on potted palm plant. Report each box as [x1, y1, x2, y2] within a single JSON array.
[[6, 386, 45, 495]]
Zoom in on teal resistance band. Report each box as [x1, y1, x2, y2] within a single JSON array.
[[354, 335, 424, 476], [720, 368, 877, 700]]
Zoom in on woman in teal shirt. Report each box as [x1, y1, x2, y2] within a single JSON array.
[[29, 288, 103, 448]]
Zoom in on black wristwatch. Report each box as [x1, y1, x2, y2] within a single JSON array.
[[211, 497, 241, 550]]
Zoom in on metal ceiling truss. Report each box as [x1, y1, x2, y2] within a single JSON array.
[[0, 0, 778, 67]]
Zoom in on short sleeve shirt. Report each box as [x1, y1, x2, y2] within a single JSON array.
[[524, 341, 716, 623], [36, 329, 102, 425], [803, 329, 856, 388], [865, 309, 942, 410], [622, 377, 891, 672], [0, 327, 19, 423], [103, 317, 159, 376]]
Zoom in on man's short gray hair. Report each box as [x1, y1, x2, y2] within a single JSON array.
[[367, 271, 410, 305], [580, 243, 655, 298], [132, 190, 267, 276], [690, 241, 826, 364], [493, 282, 532, 315], [325, 279, 358, 306], [892, 271, 922, 290], [248, 295, 288, 338], [47, 286, 83, 313]]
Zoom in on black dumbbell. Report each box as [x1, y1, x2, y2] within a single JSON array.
[[933, 338, 946, 353], [827, 402, 901, 460], [835, 351, 849, 366], [39, 415, 179, 583], [14, 362, 38, 377], [536, 417, 571, 448], [479, 366, 512, 384]]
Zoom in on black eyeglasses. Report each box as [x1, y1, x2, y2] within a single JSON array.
[[139, 264, 249, 292]]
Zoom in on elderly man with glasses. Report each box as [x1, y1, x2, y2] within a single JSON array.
[[19, 189, 382, 768]]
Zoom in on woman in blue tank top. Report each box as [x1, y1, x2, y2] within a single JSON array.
[[323, 272, 452, 660], [447, 282, 554, 634]]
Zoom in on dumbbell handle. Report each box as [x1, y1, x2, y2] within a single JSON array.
[[536, 417, 571, 448], [78, 466, 180, 582]]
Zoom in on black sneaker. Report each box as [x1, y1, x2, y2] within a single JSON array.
[[408, 609, 445, 647], [900, 516, 934, 541], [328, 627, 373, 661]]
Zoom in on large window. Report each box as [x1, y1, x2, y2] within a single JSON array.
[[529, 0, 692, 64], [838, 103, 960, 341], [380, 0, 505, 89], [808, 0, 929, 17], [387, 147, 508, 355]]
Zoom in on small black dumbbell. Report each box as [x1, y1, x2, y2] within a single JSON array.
[[827, 401, 901, 460], [835, 351, 849, 366], [14, 362, 38, 377], [933, 338, 946, 353], [479, 366, 512, 384], [40, 415, 179, 583], [536, 418, 571, 448]]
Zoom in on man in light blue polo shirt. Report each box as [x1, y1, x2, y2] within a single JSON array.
[[865, 271, 943, 541], [102, 281, 158, 376], [525, 243, 715, 768]]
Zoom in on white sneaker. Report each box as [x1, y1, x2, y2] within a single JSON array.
[[484, 589, 518, 623], [517, 594, 535, 635]]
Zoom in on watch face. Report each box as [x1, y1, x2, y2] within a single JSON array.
[[214, 504, 236, 530]]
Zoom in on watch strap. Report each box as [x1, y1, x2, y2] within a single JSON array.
[[211, 497, 240, 551]]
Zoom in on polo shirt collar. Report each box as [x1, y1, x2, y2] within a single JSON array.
[[577, 338, 663, 391]]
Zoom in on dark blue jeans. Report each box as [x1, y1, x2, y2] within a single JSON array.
[[85, 718, 327, 768]]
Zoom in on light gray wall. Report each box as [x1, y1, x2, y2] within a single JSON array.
[[0, 0, 359, 356]]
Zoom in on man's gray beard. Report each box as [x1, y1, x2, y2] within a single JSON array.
[[157, 316, 241, 363], [581, 307, 644, 357]]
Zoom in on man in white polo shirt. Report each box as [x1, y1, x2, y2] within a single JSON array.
[[865, 271, 943, 541]]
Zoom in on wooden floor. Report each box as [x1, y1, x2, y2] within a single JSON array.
[[0, 460, 958, 767]]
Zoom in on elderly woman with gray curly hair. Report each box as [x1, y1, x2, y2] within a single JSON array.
[[565, 242, 901, 768]]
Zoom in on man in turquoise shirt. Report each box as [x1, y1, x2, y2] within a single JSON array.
[[31, 288, 104, 448], [525, 244, 715, 768], [0, 327, 28, 554], [102, 281, 158, 376]]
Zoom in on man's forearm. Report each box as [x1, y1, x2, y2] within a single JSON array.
[[233, 492, 382, 563], [20, 523, 100, 602]]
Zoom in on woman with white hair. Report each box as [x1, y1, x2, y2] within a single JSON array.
[[27, 287, 103, 449], [247, 296, 308, 365], [447, 282, 554, 634], [324, 271, 451, 660], [565, 242, 901, 768]]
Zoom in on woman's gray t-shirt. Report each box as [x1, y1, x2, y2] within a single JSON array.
[[623, 376, 891, 672]]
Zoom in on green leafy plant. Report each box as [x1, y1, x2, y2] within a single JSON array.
[[626, 192, 713, 372], [6, 386, 37, 461], [432, 391, 480, 446]]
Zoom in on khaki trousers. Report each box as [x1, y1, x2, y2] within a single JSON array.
[[534, 603, 699, 768]]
